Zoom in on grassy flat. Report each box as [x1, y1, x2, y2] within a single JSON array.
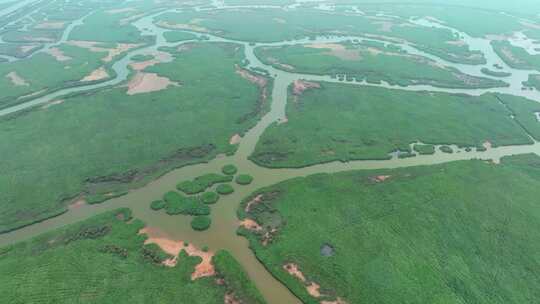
[[238, 155, 540, 304], [0, 208, 264, 303], [251, 82, 535, 167], [255, 41, 504, 88], [0, 42, 270, 232]]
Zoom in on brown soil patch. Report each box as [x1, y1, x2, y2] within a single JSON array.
[[306, 43, 361, 61], [283, 263, 307, 282], [44, 47, 72, 61], [68, 198, 86, 210], [6, 71, 29, 86], [127, 72, 178, 95], [224, 293, 241, 304], [67, 40, 140, 62], [235, 66, 267, 87], [283, 263, 348, 302], [306, 282, 321, 297], [229, 134, 241, 145], [321, 298, 349, 304], [370, 175, 391, 183], [34, 21, 65, 30], [292, 79, 320, 96], [81, 67, 109, 82], [245, 194, 263, 212], [139, 227, 215, 279], [240, 219, 263, 232]]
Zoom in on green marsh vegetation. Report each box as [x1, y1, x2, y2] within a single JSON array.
[[155, 6, 486, 64], [0, 42, 270, 232], [480, 67, 511, 77], [150, 200, 166, 211], [163, 31, 199, 43], [191, 215, 212, 231], [162, 191, 210, 216], [412, 144, 435, 155], [0, 44, 107, 109], [255, 41, 505, 89], [201, 191, 220, 204], [235, 174, 254, 185], [0, 208, 262, 303], [177, 173, 233, 194], [222, 164, 238, 175], [522, 74, 540, 90], [238, 155, 540, 304], [440, 145, 454, 153], [251, 82, 537, 168], [491, 40, 540, 71], [216, 184, 235, 195]]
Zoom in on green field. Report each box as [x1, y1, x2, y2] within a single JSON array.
[[255, 41, 505, 88], [0, 208, 265, 303], [0, 42, 270, 232], [238, 155, 540, 304], [155, 7, 485, 64], [251, 82, 536, 167]]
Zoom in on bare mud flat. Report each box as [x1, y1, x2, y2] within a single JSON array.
[[44, 47, 72, 61], [67, 41, 140, 62], [6, 71, 29, 86], [81, 67, 109, 82], [127, 72, 178, 95], [34, 21, 65, 30], [306, 43, 361, 60]]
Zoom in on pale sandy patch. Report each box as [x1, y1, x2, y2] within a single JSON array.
[[278, 116, 288, 124], [486, 34, 511, 41], [292, 79, 320, 96], [130, 50, 173, 71], [157, 20, 210, 32], [139, 227, 215, 279], [321, 298, 349, 304], [240, 219, 263, 231], [283, 263, 347, 302], [229, 134, 241, 145], [24, 36, 55, 43], [20, 44, 40, 54], [34, 21, 65, 30], [520, 20, 540, 30], [127, 72, 178, 95], [67, 40, 140, 62], [42, 99, 64, 109], [306, 43, 361, 61], [44, 47, 72, 61], [373, 20, 393, 32], [307, 282, 321, 297], [245, 194, 263, 212], [446, 40, 467, 47], [273, 17, 287, 24], [81, 67, 109, 82], [373, 175, 391, 182], [6, 71, 29, 86], [483, 141, 492, 149], [266, 56, 295, 70], [283, 263, 307, 281], [18, 89, 46, 99]]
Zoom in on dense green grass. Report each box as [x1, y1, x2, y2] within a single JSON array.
[[216, 184, 235, 195], [255, 42, 504, 89], [213, 250, 267, 304], [491, 41, 540, 71], [155, 7, 485, 64], [150, 200, 166, 210], [238, 155, 540, 304], [191, 215, 212, 231], [251, 82, 535, 167], [162, 191, 210, 216], [201, 191, 220, 204], [222, 164, 238, 175], [163, 31, 198, 43], [0, 42, 270, 233], [0, 208, 263, 303], [413, 144, 435, 155], [177, 173, 233, 194], [0, 44, 107, 108], [235, 174, 254, 185]]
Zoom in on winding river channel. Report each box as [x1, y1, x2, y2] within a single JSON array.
[[2, 4, 540, 304]]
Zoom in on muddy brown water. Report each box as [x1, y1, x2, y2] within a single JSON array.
[[2, 6, 540, 304]]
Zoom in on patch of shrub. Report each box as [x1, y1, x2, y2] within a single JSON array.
[[216, 184, 234, 195], [163, 191, 210, 216], [177, 173, 233, 194], [235, 174, 254, 185], [201, 191, 219, 204], [222, 164, 238, 175], [191, 215, 212, 231], [440, 145, 454, 153], [150, 200, 166, 211], [413, 144, 435, 155], [141, 243, 170, 264]]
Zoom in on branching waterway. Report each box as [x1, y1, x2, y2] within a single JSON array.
[[2, 5, 540, 304]]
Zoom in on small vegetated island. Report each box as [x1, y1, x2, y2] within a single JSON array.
[[254, 41, 506, 89], [251, 81, 540, 168], [238, 155, 540, 304], [0, 208, 266, 304]]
